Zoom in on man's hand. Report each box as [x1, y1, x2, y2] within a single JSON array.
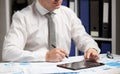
[[46, 48, 68, 62], [84, 48, 99, 61]]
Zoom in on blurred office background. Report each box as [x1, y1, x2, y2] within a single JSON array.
[[0, 0, 120, 62]]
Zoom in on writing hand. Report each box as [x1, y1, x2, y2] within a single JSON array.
[[46, 48, 68, 62]]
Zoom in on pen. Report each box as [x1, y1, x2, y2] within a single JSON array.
[[51, 44, 68, 58]]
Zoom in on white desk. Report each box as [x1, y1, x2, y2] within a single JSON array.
[[0, 54, 120, 74]]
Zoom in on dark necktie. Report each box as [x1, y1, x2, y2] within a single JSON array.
[[45, 12, 56, 49]]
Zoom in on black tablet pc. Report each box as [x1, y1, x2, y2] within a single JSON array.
[[57, 60, 104, 70]]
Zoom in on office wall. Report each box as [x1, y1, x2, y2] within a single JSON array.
[[0, 0, 7, 62]]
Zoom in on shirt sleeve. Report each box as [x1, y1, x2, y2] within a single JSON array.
[[2, 11, 47, 62], [70, 10, 100, 53]]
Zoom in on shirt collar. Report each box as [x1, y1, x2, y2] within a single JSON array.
[[36, 0, 57, 15]]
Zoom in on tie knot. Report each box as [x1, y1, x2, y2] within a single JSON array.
[[46, 12, 52, 15], [45, 12, 55, 18], [47, 12, 52, 15]]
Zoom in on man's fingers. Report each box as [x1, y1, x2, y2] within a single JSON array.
[[84, 48, 99, 61], [59, 49, 68, 56], [46, 48, 68, 62], [84, 50, 90, 59], [57, 50, 66, 59]]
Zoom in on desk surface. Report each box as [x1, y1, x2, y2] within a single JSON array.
[[0, 54, 120, 74]]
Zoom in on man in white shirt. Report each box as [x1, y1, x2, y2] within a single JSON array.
[[2, 0, 100, 62]]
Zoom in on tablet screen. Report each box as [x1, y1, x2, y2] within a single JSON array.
[[57, 60, 104, 70]]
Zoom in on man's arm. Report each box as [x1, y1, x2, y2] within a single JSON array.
[[2, 12, 48, 62], [69, 10, 100, 61]]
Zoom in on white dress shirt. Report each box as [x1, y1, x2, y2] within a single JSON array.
[[2, 0, 100, 62]]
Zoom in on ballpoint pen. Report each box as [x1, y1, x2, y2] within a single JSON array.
[[51, 44, 68, 58]]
